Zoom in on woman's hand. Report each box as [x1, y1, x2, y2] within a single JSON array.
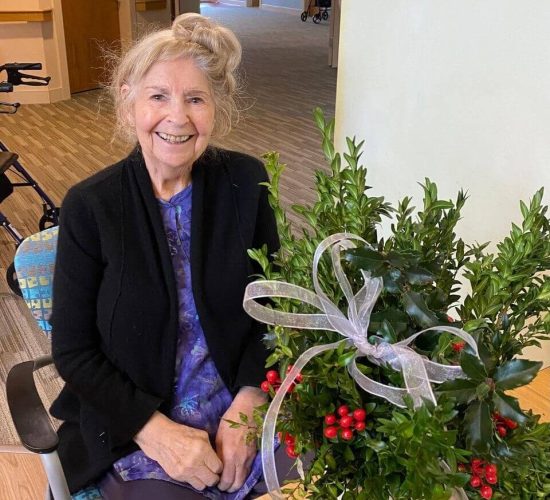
[[134, 411, 222, 490], [216, 386, 267, 492]]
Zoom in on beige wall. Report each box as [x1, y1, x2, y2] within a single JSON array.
[[0, 0, 70, 104], [336, 0, 550, 366], [0, 0, 173, 104]]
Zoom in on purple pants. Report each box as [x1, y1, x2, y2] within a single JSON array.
[[99, 446, 302, 499]]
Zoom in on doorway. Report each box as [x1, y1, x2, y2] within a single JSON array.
[[61, 0, 121, 93]]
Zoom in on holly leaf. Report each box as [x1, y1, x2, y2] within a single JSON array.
[[460, 352, 488, 382], [494, 359, 542, 390], [404, 267, 435, 285], [464, 400, 493, 453], [402, 291, 439, 329], [376, 319, 397, 343], [370, 308, 409, 335], [344, 247, 386, 275], [437, 378, 478, 404], [492, 391, 528, 426]]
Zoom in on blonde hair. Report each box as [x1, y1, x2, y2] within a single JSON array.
[[110, 13, 242, 142]]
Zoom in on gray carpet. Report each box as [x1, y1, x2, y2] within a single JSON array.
[[0, 293, 62, 448]]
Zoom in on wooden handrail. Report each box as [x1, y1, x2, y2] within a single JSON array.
[[0, 10, 52, 22]]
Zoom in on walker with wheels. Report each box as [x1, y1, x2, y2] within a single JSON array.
[[0, 62, 59, 294], [301, 0, 330, 24]]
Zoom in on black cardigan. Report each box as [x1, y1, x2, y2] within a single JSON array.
[[50, 147, 279, 492]]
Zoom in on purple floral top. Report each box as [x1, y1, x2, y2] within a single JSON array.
[[112, 185, 263, 499]]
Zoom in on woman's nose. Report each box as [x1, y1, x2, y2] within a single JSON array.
[[167, 99, 189, 125]]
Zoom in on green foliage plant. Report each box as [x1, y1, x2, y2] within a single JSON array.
[[247, 109, 550, 499]]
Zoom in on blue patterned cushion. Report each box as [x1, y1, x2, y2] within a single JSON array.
[[13, 226, 58, 336]]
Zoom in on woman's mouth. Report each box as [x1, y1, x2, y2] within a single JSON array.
[[156, 132, 192, 144]]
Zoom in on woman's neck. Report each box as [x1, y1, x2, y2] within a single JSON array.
[[145, 164, 192, 201]]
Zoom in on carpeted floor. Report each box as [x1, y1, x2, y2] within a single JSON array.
[[0, 294, 62, 447]]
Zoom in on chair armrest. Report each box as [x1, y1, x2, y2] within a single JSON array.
[[6, 355, 59, 453]]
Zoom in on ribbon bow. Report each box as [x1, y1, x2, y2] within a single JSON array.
[[243, 233, 477, 498]]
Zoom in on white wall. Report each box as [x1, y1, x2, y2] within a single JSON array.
[[335, 0, 550, 365], [336, 0, 550, 246]]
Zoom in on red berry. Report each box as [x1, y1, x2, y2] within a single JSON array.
[[284, 433, 295, 446], [497, 425, 507, 437], [469, 475, 482, 488], [286, 365, 303, 383], [484, 464, 497, 476], [485, 473, 497, 485], [471, 458, 483, 467], [340, 415, 354, 428], [503, 417, 518, 430], [324, 413, 337, 425], [260, 381, 271, 393], [353, 408, 367, 421], [286, 383, 295, 393], [341, 428, 354, 441], [285, 445, 298, 459], [492, 412, 503, 422], [354, 421, 366, 432], [266, 370, 280, 384], [324, 426, 338, 439], [480, 485, 493, 499], [451, 341, 466, 352], [337, 405, 349, 417]]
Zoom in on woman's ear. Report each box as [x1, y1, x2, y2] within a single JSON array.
[[120, 84, 135, 127]]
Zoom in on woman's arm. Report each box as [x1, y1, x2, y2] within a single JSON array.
[[51, 186, 162, 448]]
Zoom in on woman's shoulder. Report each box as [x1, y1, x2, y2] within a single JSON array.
[[205, 147, 267, 182]]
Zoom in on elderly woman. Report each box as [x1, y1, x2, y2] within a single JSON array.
[[51, 13, 280, 499]]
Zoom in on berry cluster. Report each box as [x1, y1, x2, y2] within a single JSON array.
[[492, 412, 517, 437], [323, 405, 367, 442], [260, 366, 303, 394], [460, 458, 498, 499], [281, 432, 299, 459]]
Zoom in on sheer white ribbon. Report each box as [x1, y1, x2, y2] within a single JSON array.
[[243, 233, 477, 498]]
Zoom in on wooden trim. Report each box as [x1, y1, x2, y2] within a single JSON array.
[[135, 0, 167, 12], [0, 10, 52, 22]]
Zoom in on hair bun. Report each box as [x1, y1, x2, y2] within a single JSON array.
[[171, 13, 241, 72]]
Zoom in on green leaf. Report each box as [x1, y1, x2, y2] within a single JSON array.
[[344, 247, 386, 274], [376, 319, 397, 343], [492, 391, 528, 425], [460, 352, 488, 382], [437, 379, 477, 404], [402, 291, 439, 328], [404, 267, 435, 285], [494, 359, 542, 390], [370, 308, 409, 335], [365, 438, 387, 451], [464, 400, 493, 452]]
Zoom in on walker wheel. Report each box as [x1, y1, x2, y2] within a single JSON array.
[[6, 262, 21, 296], [39, 211, 58, 231], [301, 11, 307, 22], [313, 13, 321, 24], [322, 10, 329, 20]]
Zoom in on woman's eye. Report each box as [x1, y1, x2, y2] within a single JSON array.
[[151, 94, 165, 101], [189, 97, 203, 104]]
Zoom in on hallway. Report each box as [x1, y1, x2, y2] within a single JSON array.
[[0, 3, 337, 268]]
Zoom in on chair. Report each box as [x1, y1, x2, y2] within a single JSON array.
[[5, 226, 71, 500]]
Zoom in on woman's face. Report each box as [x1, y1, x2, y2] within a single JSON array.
[[129, 57, 216, 176]]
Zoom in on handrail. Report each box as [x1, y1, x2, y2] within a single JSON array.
[[0, 10, 52, 22]]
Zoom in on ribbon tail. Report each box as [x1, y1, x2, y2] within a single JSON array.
[[262, 340, 345, 498], [348, 357, 410, 408]]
